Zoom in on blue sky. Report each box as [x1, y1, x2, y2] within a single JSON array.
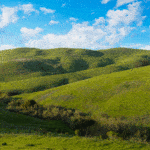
[[0, 0, 150, 50]]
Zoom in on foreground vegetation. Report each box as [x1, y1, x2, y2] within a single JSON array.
[[1, 47, 150, 149]]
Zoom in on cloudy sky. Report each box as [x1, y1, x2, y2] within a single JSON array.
[[0, 0, 150, 50]]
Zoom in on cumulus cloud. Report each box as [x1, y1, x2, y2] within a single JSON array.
[[25, 22, 106, 49], [49, 20, 59, 25], [101, 0, 137, 7], [0, 4, 40, 28], [0, 6, 18, 28], [105, 26, 133, 45], [121, 43, 142, 49], [0, 44, 16, 50], [24, 2, 146, 50], [69, 17, 78, 22], [40, 7, 55, 14], [101, 0, 111, 4], [19, 4, 39, 14], [116, 0, 136, 7], [93, 17, 105, 26], [141, 30, 146, 32], [106, 2, 144, 27], [122, 44, 150, 50], [20, 27, 43, 39], [140, 45, 150, 50]]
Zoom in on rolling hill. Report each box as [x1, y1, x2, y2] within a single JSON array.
[[1, 47, 150, 149]]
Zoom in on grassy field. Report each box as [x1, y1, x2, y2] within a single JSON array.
[[13, 65, 150, 119], [1, 133, 150, 150], [1, 47, 150, 149]]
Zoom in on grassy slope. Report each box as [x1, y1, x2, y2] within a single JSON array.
[[1, 47, 150, 94], [1, 47, 149, 82], [0, 103, 74, 135], [1, 47, 150, 149], [1, 134, 150, 150], [14, 65, 150, 122]]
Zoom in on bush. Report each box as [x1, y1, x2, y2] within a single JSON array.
[[70, 116, 96, 130], [75, 129, 80, 136], [7, 99, 24, 111], [106, 131, 118, 139], [0, 92, 11, 104], [25, 144, 35, 146], [2, 142, 7, 146], [7, 90, 22, 96], [21, 100, 37, 109]]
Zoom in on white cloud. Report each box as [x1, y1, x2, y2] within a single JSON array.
[[101, 0, 137, 7], [122, 44, 150, 50], [49, 20, 59, 25], [25, 22, 106, 49], [141, 30, 146, 32], [116, 0, 136, 7], [106, 2, 144, 27], [23, 2, 145, 50], [140, 45, 150, 50], [40, 7, 55, 14], [103, 2, 145, 45], [105, 26, 133, 45], [101, 0, 111, 4], [20, 27, 43, 38], [0, 44, 16, 50], [61, 3, 66, 7], [69, 17, 78, 22], [0, 6, 18, 28], [121, 43, 142, 49], [93, 17, 105, 26], [19, 4, 39, 14]]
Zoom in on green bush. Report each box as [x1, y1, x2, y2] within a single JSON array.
[[0, 92, 11, 104], [7, 99, 24, 111], [21, 100, 37, 109], [2, 142, 7, 146], [7, 90, 22, 96], [106, 131, 121, 140], [70, 116, 96, 130], [75, 129, 80, 136]]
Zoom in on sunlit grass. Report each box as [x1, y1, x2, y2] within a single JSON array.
[[1, 47, 150, 149]]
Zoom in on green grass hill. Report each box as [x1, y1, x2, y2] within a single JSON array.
[[1, 47, 150, 149]]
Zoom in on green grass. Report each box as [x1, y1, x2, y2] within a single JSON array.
[[0, 104, 74, 135], [0, 134, 150, 150], [1, 47, 150, 149], [1, 47, 149, 82], [14, 65, 150, 121]]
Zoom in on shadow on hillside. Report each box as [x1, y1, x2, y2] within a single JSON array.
[[22, 59, 67, 75], [97, 58, 115, 67], [73, 59, 89, 72], [84, 50, 104, 57]]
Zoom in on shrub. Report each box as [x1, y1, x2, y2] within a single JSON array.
[[101, 113, 110, 119], [25, 144, 35, 146], [7, 90, 22, 96], [0, 92, 10, 104], [21, 100, 36, 109], [2, 142, 7, 145], [70, 116, 96, 130], [7, 99, 24, 111], [75, 129, 80, 136], [106, 131, 119, 139]]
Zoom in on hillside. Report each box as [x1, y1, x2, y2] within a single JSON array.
[[13, 64, 150, 120], [1, 47, 150, 149], [1, 47, 150, 83]]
